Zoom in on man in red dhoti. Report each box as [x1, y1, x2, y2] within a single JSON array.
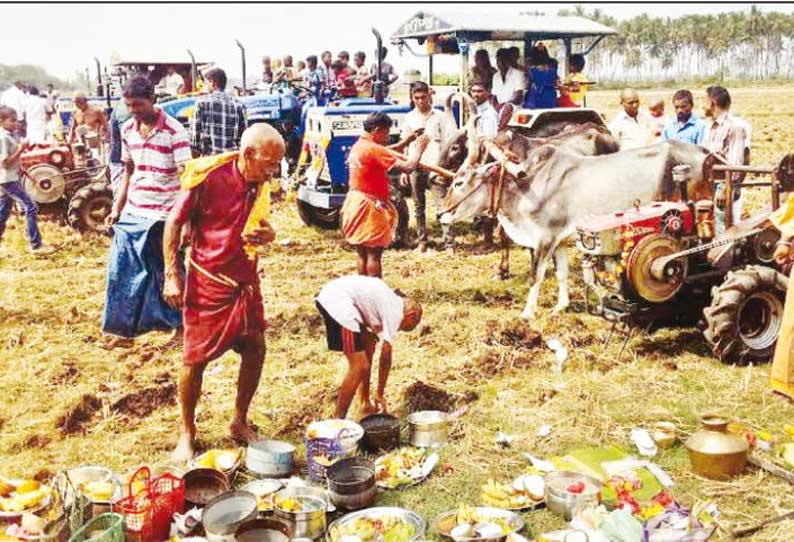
[[162, 124, 285, 462], [342, 112, 428, 277]]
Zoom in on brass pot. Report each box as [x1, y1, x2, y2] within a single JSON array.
[[685, 415, 749, 480]]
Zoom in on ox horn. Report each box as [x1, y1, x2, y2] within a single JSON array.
[[483, 140, 526, 178]]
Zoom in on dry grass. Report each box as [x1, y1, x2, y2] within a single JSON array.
[[2, 87, 794, 541]]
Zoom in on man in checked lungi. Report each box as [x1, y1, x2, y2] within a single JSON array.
[[162, 123, 284, 462]]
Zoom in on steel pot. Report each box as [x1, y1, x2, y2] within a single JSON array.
[[544, 471, 602, 521], [203, 491, 259, 542], [234, 518, 291, 542], [273, 486, 328, 540], [407, 411, 449, 448], [685, 415, 749, 480], [184, 468, 230, 509], [326, 458, 377, 511], [359, 414, 401, 452], [246, 440, 296, 478]]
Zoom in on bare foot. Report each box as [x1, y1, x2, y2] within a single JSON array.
[[171, 429, 196, 464], [230, 419, 259, 444], [100, 335, 135, 350], [359, 401, 378, 417]]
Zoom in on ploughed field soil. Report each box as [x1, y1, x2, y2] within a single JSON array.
[[2, 87, 794, 541]]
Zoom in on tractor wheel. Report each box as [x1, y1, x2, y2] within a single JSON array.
[[67, 182, 114, 234], [296, 199, 340, 230], [703, 265, 788, 363]]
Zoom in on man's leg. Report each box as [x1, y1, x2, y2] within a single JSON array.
[[429, 177, 454, 250], [357, 331, 378, 415], [0, 190, 12, 246], [336, 350, 370, 418], [355, 246, 367, 275], [172, 361, 208, 463], [230, 334, 266, 443], [4, 182, 42, 249], [410, 171, 429, 250], [365, 247, 384, 278]]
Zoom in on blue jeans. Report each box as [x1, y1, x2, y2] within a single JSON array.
[[0, 181, 42, 249]]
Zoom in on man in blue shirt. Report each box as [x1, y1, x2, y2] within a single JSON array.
[[661, 89, 706, 145]]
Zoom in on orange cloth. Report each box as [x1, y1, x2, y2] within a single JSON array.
[[347, 132, 397, 200], [771, 271, 794, 399], [341, 190, 397, 248]]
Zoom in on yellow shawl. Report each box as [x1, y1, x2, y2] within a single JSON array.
[[180, 151, 239, 190]]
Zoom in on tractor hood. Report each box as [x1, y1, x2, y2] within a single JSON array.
[[241, 93, 299, 121]]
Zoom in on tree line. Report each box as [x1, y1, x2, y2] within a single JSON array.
[[559, 6, 794, 83]]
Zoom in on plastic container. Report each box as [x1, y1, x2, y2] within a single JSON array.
[[67, 513, 124, 542], [115, 466, 185, 542]]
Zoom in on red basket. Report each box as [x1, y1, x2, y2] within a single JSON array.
[[115, 467, 185, 542]]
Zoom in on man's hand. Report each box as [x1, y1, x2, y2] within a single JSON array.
[[19, 138, 30, 150], [409, 127, 425, 142], [243, 220, 276, 246], [106, 209, 120, 227], [163, 273, 184, 309], [415, 134, 430, 153], [774, 242, 792, 265], [399, 173, 410, 189]]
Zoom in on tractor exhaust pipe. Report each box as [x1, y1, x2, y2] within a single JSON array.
[[372, 27, 384, 104], [94, 58, 103, 97], [236, 39, 246, 94], [187, 49, 197, 92]]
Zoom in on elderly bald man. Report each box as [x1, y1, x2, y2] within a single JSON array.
[[607, 88, 654, 149], [68, 91, 108, 144], [164, 123, 285, 462]]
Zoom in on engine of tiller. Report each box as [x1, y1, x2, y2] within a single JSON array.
[[576, 199, 716, 326]]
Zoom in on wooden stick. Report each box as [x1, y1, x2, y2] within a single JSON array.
[[733, 510, 794, 538], [483, 141, 526, 178], [749, 456, 794, 485], [387, 149, 455, 180]]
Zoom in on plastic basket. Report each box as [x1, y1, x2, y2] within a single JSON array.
[[66, 513, 124, 542], [305, 428, 355, 482], [51, 470, 93, 542], [115, 467, 184, 542]]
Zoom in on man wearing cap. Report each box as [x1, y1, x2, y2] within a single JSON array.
[[341, 112, 428, 278], [163, 123, 285, 461]]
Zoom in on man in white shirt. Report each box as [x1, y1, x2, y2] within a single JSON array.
[[491, 48, 526, 107], [400, 82, 457, 252], [158, 67, 185, 96], [2, 81, 27, 135], [607, 88, 654, 149], [23, 87, 49, 144], [470, 81, 499, 138], [316, 275, 423, 417]]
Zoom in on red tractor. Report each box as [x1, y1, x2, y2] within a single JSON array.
[[576, 155, 794, 363], [21, 142, 113, 233]]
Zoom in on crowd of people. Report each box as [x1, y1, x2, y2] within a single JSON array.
[[259, 48, 398, 103]]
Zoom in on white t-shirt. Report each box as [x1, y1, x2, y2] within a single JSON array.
[[491, 68, 526, 105], [1, 85, 26, 117], [24, 95, 49, 143], [400, 107, 456, 164], [316, 275, 405, 343], [159, 72, 185, 95], [608, 110, 654, 149], [476, 101, 500, 138]]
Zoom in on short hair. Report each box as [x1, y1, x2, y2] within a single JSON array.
[[204, 67, 227, 90], [672, 89, 693, 105], [0, 106, 17, 122], [569, 54, 585, 71], [706, 86, 731, 109], [363, 112, 392, 132], [28, 86, 40, 96], [330, 60, 344, 71], [470, 79, 489, 91], [410, 81, 429, 95], [123, 75, 154, 100], [496, 48, 509, 60], [338, 51, 349, 60], [46, 83, 54, 89], [354, 51, 366, 60], [306, 55, 318, 65], [322, 50, 332, 57]]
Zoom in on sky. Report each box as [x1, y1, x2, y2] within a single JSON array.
[[2, 2, 793, 85]]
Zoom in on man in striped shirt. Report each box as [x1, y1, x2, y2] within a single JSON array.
[[102, 75, 192, 341], [190, 68, 246, 157]]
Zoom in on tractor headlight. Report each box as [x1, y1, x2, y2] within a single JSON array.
[[50, 151, 65, 166]]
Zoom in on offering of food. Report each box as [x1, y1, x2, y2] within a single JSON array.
[[327, 507, 426, 542], [479, 474, 545, 510], [191, 449, 242, 473], [274, 495, 326, 514], [240, 480, 283, 512], [374, 448, 438, 489], [79, 480, 115, 502], [5, 513, 47, 540], [0, 477, 51, 516], [436, 505, 524, 541]]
